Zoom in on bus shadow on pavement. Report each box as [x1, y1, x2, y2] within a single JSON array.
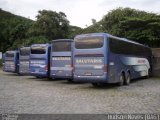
[[90, 83, 118, 89], [60, 80, 86, 85], [84, 79, 147, 89], [3, 73, 19, 76], [27, 77, 60, 82], [130, 77, 147, 84]]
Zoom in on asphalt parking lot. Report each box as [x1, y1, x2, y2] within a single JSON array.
[[0, 69, 160, 114]]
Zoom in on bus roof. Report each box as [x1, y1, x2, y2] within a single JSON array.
[[20, 46, 30, 49], [31, 44, 50, 47], [75, 33, 106, 38], [107, 34, 150, 49], [51, 39, 73, 43], [75, 32, 150, 49], [6, 50, 17, 53]]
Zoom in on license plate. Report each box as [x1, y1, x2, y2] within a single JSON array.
[[85, 72, 92, 76], [58, 70, 63, 73], [35, 69, 39, 73]]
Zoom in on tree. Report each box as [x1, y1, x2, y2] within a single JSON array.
[[118, 17, 160, 47], [92, 19, 96, 25], [100, 7, 160, 47], [0, 9, 33, 51], [68, 26, 83, 38], [34, 10, 70, 40]]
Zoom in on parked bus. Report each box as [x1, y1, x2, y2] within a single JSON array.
[[19, 47, 30, 75], [50, 39, 73, 80], [73, 33, 152, 86], [2, 53, 5, 71], [30, 44, 51, 78], [4, 50, 19, 73]]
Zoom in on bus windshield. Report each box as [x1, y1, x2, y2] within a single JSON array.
[[31, 46, 46, 54], [6, 52, 14, 57], [75, 36, 104, 49], [20, 48, 30, 56], [52, 42, 71, 52]]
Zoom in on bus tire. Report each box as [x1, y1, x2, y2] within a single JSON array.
[[67, 79, 73, 82], [124, 72, 131, 85], [92, 83, 102, 87], [36, 76, 41, 78], [118, 73, 125, 86], [144, 69, 151, 79], [148, 68, 152, 78]]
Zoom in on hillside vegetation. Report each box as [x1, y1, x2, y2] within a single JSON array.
[[0, 7, 160, 52], [83, 8, 160, 47]]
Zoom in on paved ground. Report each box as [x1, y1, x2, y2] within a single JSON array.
[[0, 70, 160, 114]]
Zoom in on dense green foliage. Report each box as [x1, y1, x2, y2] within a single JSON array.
[[0, 7, 160, 52], [0, 9, 33, 52], [31, 10, 70, 40], [84, 8, 160, 47], [0, 9, 72, 52], [68, 25, 83, 38]]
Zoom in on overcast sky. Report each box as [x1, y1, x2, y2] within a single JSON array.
[[0, 0, 160, 28]]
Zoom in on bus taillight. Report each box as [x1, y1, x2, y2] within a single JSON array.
[[104, 64, 107, 73], [45, 65, 48, 70], [71, 64, 73, 70]]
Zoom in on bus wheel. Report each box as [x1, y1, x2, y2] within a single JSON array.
[[36, 76, 41, 78], [149, 69, 152, 77], [144, 69, 151, 79], [147, 69, 152, 78], [92, 83, 102, 87], [67, 79, 73, 82], [118, 73, 125, 86], [124, 72, 131, 85]]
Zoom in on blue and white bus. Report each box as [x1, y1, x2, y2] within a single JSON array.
[[50, 39, 73, 80], [4, 50, 19, 73], [30, 44, 51, 78], [2, 53, 5, 71], [73, 33, 152, 86], [19, 47, 30, 75]]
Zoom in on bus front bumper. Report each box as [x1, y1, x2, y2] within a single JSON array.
[[30, 71, 48, 77], [73, 74, 108, 83], [50, 70, 73, 79], [4, 67, 16, 73]]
